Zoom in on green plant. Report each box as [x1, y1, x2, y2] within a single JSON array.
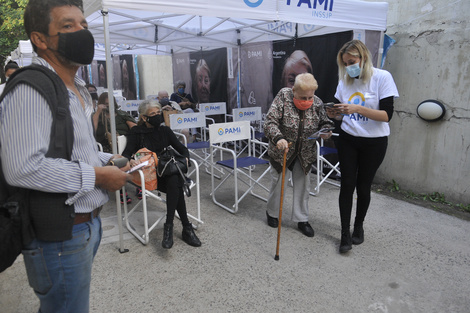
[[389, 179, 400, 192], [381, 182, 469, 214], [456, 203, 470, 213]]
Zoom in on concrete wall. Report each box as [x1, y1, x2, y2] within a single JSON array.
[[137, 55, 174, 100], [374, 0, 470, 203]]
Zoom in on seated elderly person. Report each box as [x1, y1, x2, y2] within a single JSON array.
[[122, 99, 201, 249], [158, 90, 193, 143], [170, 80, 197, 111]]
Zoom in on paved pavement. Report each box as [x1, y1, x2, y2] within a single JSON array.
[[1, 165, 469, 313]]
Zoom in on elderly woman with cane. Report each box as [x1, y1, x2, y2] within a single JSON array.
[[264, 73, 334, 237]]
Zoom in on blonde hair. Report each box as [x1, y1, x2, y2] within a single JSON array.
[[337, 40, 373, 85], [137, 100, 161, 126], [293, 73, 318, 92]]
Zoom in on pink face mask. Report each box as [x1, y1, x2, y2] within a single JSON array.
[[293, 98, 313, 110]]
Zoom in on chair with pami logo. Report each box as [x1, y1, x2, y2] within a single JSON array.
[[209, 121, 271, 214]]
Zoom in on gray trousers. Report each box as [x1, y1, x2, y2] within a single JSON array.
[[266, 159, 310, 222]]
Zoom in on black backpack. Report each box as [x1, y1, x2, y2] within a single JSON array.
[[0, 64, 73, 272]]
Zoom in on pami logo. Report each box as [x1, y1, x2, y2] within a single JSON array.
[[248, 51, 262, 58], [286, 0, 334, 11], [218, 127, 242, 135], [205, 105, 221, 111], [243, 0, 263, 8]]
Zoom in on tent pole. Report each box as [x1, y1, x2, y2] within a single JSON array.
[[237, 46, 241, 108], [102, 8, 128, 254], [378, 30, 385, 68]]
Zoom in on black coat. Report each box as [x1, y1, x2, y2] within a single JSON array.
[[122, 123, 190, 192], [122, 124, 189, 160]]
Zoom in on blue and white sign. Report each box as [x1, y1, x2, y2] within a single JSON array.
[[199, 102, 227, 116], [233, 107, 262, 122], [169, 112, 207, 130], [209, 121, 251, 144], [121, 100, 144, 112]]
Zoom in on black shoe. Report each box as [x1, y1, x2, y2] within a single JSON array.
[[297, 222, 314, 237], [162, 223, 173, 249], [352, 225, 364, 245], [339, 229, 352, 253], [266, 211, 278, 228], [182, 223, 201, 247]]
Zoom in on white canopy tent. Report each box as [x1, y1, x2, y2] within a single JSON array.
[[84, 0, 388, 55], [83, 0, 389, 251], [7, 40, 35, 67]]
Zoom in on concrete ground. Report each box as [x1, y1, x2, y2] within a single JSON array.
[[1, 163, 469, 313]]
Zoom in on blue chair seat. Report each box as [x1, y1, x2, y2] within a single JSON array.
[[217, 156, 269, 169], [187, 141, 210, 149], [320, 146, 337, 156]]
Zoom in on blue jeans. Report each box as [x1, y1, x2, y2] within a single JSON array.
[[22, 216, 102, 313]]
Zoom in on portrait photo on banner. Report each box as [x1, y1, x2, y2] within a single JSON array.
[[189, 47, 228, 106], [120, 55, 138, 100], [271, 31, 353, 103]]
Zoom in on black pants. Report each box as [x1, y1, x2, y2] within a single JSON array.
[[337, 130, 388, 229], [158, 174, 190, 226]]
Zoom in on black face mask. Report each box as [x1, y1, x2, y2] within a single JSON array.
[[50, 29, 95, 65], [90, 92, 98, 101], [159, 98, 170, 107], [146, 114, 163, 128]]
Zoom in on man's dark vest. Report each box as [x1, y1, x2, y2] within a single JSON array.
[[0, 64, 76, 242]]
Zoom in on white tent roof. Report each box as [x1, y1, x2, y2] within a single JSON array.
[[84, 0, 389, 54]]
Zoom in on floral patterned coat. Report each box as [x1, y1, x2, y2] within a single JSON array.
[[263, 88, 334, 174]]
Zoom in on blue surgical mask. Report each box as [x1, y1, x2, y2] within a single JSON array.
[[346, 62, 361, 78], [178, 88, 184, 94]]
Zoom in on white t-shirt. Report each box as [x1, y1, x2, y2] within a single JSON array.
[[0, 83, 5, 95], [335, 68, 399, 138]]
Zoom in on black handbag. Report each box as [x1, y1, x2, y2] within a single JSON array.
[[157, 146, 188, 177], [157, 146, 191, 196]]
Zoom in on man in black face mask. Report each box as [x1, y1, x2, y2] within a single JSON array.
[[0, 0, 130, 312]]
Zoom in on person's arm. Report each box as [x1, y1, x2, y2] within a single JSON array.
[[179, 93, 195, 110], [92, 104, 106, 130], [335, 102, 389, 122], [126, 120, 137, 129], [1, 84, 129, 194], [121, 130, 140, 160], [170, 93, 178, 103], [165, 126, 190, 158], [118, 110, 137, 130], [315, 97, 335, 139], [263, 90, 286, 145], [94, 166, 130, 191]]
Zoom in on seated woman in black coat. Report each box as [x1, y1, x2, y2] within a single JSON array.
[[122, 100, 201, 249]]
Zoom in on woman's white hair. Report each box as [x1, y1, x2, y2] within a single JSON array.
[[137, 100, 161, 126]]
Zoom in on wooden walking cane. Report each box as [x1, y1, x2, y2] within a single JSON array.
[[274, 146, 289, 261]]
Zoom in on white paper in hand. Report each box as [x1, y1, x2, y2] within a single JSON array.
[[126, 160, 149, 173], [308, 127, 335, 139]]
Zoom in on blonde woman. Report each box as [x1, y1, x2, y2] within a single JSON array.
[[328, 40, 399, 254]]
